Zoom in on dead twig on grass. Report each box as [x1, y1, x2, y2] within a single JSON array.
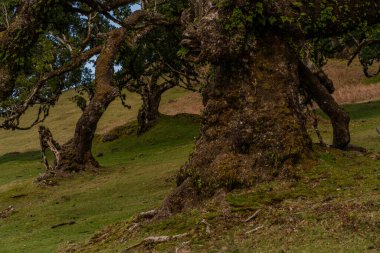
[[245, 225, 264, 234], [121, 233, 189, 252], [244, 209, 261, 223]]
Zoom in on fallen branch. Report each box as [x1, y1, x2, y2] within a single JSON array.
[[137, 209, 157, 220], [122, 233, 189, 252], [127, 223, 139, 232], [245, 225, 264, 234], [0, 205, 15, 219], [244, 209, 261, 223]]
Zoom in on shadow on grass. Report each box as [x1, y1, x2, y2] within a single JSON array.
[[0, 150, 41, 165]]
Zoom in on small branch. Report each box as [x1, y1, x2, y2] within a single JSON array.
[[244, 209, 261, 223], [0, 205, 15, 219], [348, 39, 380, 66], [245, 225, 264, 234], [307, 104, 326, 146], [81, 13, 97, 50], [137, 209, 157, 220], [127, 223, 139, 232], [48, 32, 73, 54]]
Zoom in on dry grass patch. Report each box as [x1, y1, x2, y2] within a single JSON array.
[[324, 59, 380, 104]]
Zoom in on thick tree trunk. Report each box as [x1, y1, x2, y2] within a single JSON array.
[[38, 28, 126, 175], [137, 87, 163, 135], [299, 62, 350, 149], [158, 34, 312, 216], [58, 88, 118, 172]]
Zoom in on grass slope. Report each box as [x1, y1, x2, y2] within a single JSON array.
[[0, 87, 193, 156], [0, 89, 380, 252], [0, 114, 199, 253]]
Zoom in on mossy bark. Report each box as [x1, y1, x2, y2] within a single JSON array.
[[48, 29, 126, 174], [136, 81, 176, 135], [56, 90, 117, 172], [159, 34, 312, 215], [137, 87, 163, 135]]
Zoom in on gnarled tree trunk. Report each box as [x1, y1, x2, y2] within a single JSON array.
[[135, 81, 176, 135], [55, 29, 126, 172], [137, 86, 163, 135], [157, 0, 380, 216], [38, 29, 126, 178], [57, 88, 118, 172], [159, 34, 312, 215]]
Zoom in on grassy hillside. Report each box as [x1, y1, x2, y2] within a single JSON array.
[[0, 65, 380, 252], [0, 114, 200, 253], [0, 87, 201, 156], [0, 100, 379, 252]]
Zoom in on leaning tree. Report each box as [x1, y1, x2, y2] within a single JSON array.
[[157, 0, 380, 216]]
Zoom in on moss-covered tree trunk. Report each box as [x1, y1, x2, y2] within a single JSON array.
[[55, 30, 126, 172], [159, 34, 312, 215], [57, 88, 118, 172], [40, 29, 126, 175], [137, 87, 163, 135], [156, 0, 380, 216], [135, 81, 176, 135]]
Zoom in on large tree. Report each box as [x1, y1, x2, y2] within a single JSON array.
[[158, 0, 380, 216], [0, 0, 185, 178]]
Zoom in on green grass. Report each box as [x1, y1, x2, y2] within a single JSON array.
[[315, 100, 380, 151], [1, 90, 380, 252], [65, 145, 380, 253], [0, 87, 190, 156], [364, 74, 380, 85], [0, 114, 199, 253]]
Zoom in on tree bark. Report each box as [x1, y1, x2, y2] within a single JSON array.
[[39, 29, 126, 175], [155, 0, 380, 216], [57, 88, 118, 172], [135, 80, 176, 135], [137, 86, 163, 135], [56, 29, 126, 172], [159, 34, 312, 215]]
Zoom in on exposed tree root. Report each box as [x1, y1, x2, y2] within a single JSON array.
[[36, 126, 99, 184]]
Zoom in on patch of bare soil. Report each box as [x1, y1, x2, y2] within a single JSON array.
[[160, 92, 203, 116], [324, 59, 380, 104]]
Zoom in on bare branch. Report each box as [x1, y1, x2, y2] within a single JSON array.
[[0, 46, 102, 130], [348, 39, 380, 66]]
